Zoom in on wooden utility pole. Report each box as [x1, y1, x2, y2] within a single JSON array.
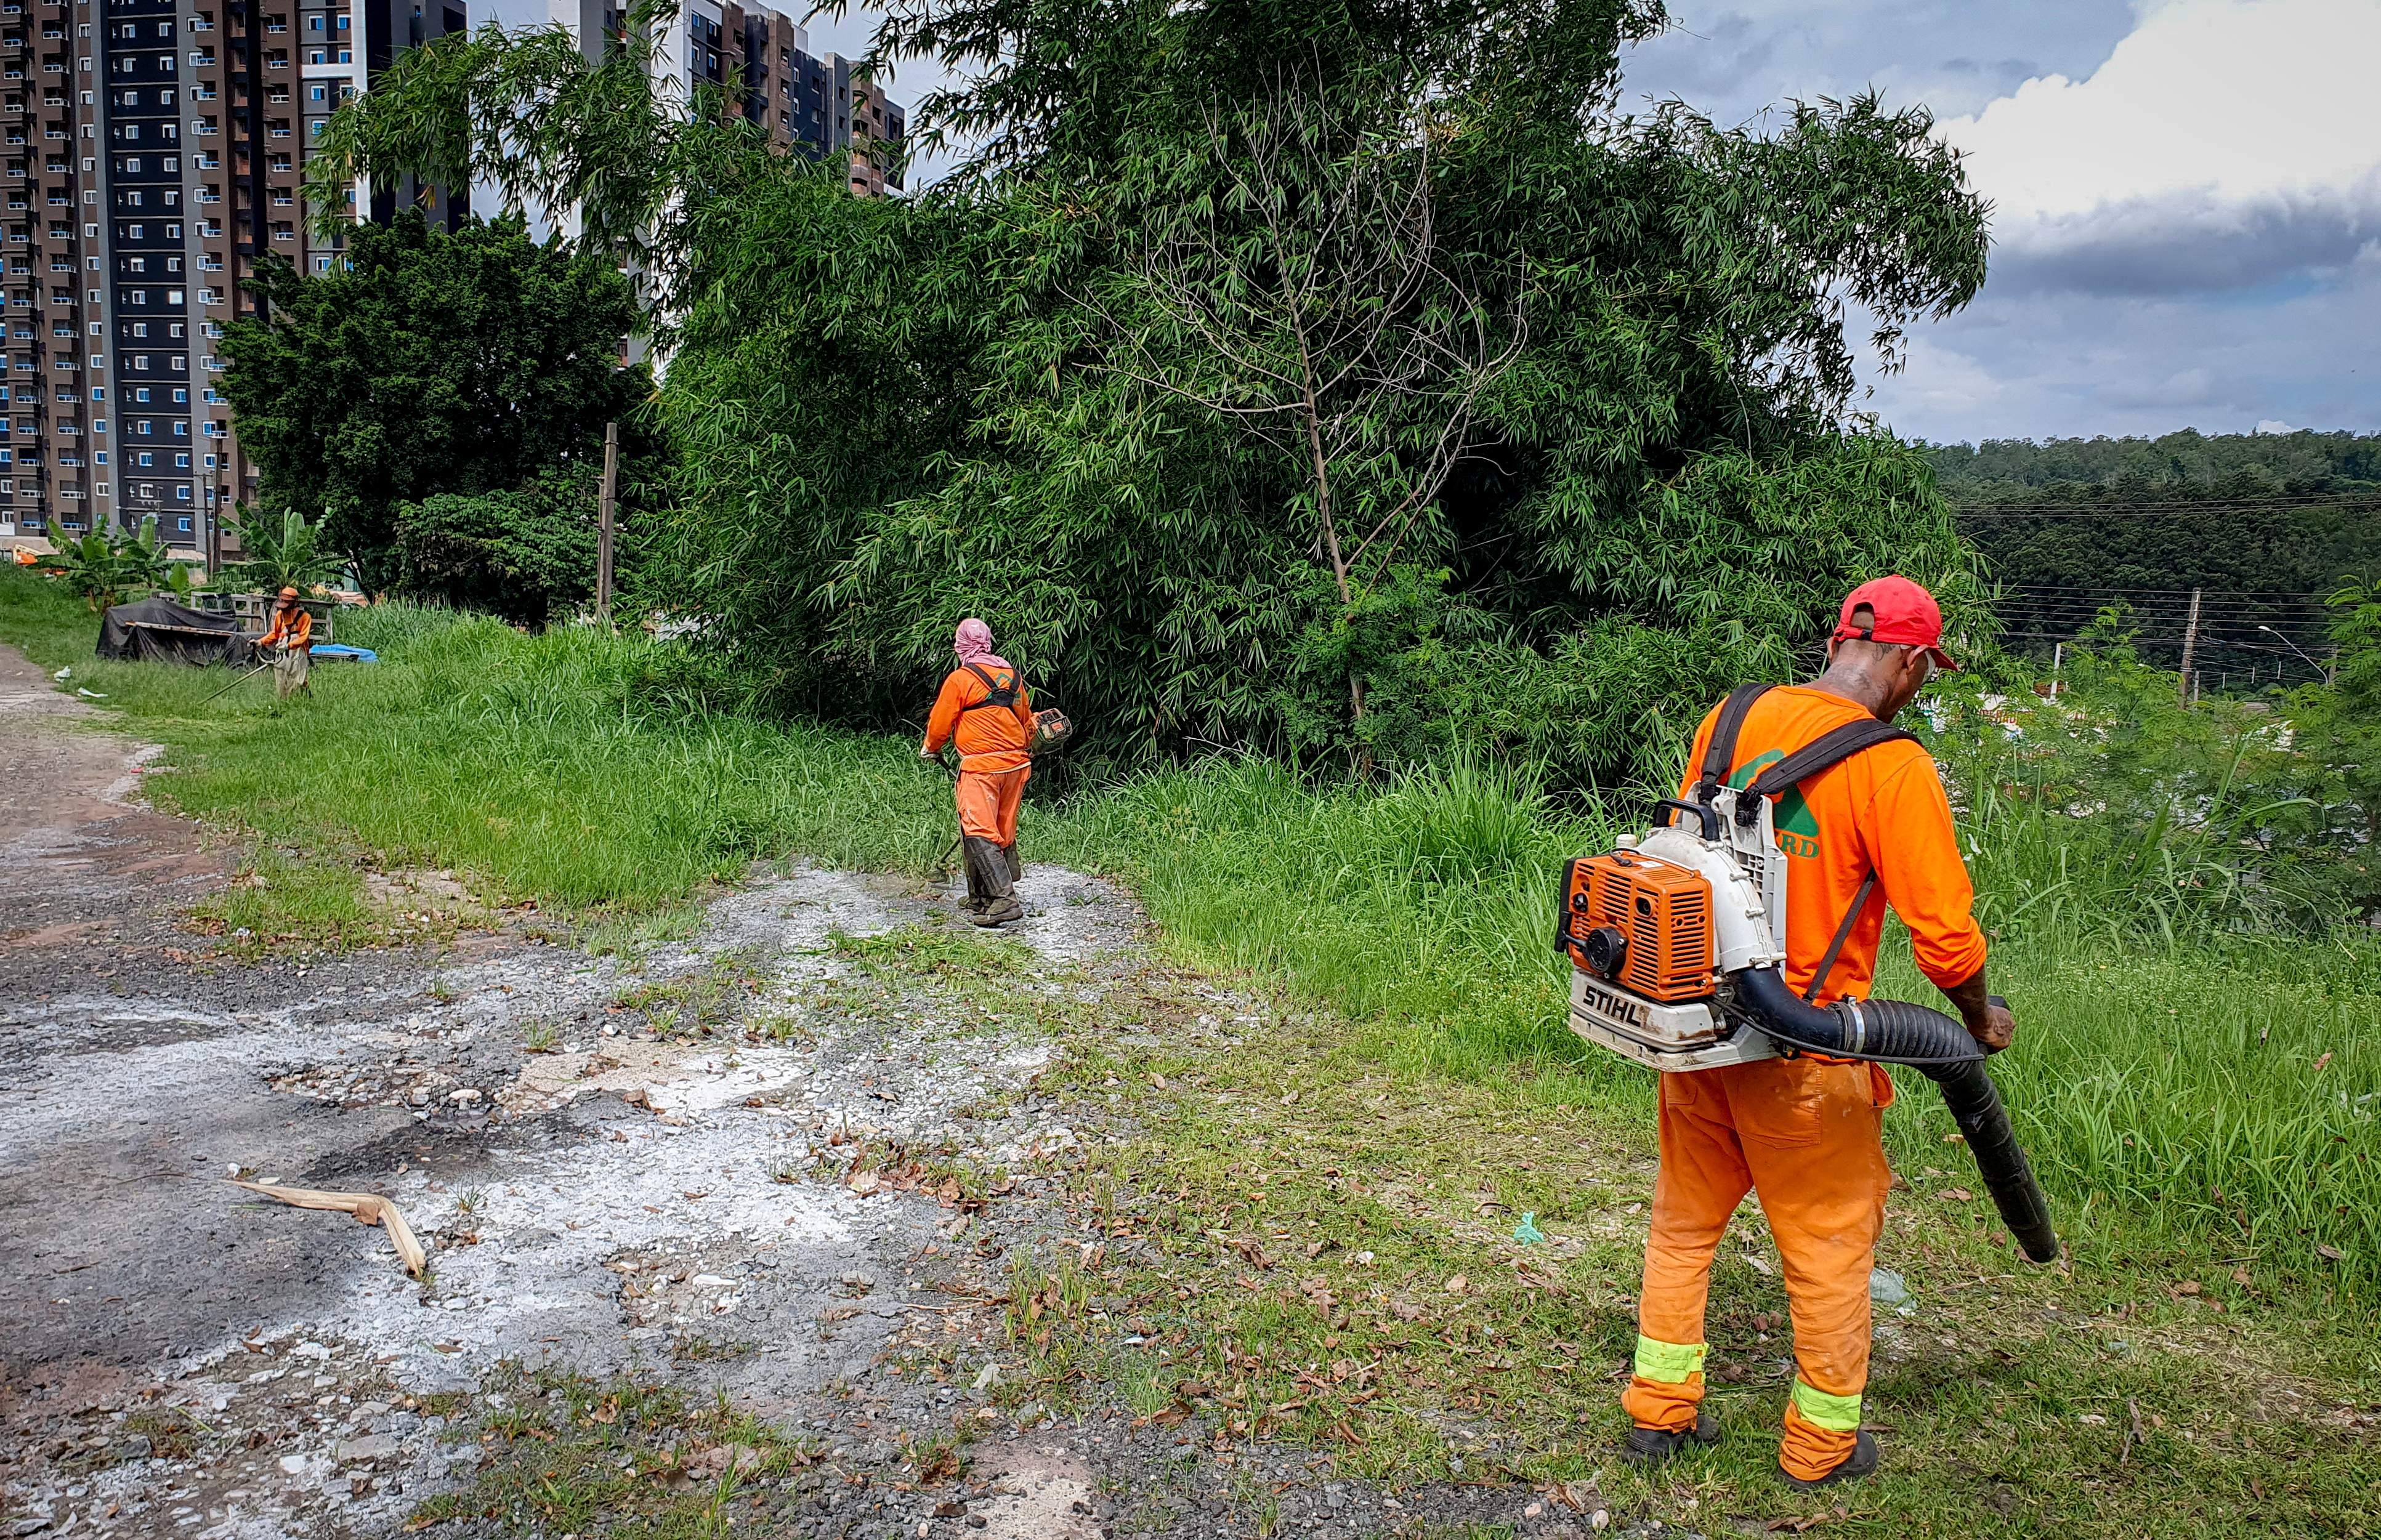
[[2177, 586, 2202, 705], [596, 421, 618, 628]]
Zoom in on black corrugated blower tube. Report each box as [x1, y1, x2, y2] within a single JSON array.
[[1731, 966, 2061, 1264]]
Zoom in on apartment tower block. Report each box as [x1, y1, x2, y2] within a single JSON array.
[[0, 0, 464, 562], [0, 0, 899, 563]]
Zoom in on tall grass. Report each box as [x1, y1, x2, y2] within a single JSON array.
[[1046, 753, 1632, 1082], [2, 569, 2373, 1287]]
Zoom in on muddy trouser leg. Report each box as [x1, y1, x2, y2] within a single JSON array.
[[963, 837, 1021, 925], [958, 837, 990, 911], [954, 773, 992, 911], [1001, 840, 1022, 884]]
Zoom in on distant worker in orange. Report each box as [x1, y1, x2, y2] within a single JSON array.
[[257, 586, 314, 701], [921, 618, 1034, 927], [1620, 576, 2016, 1489]]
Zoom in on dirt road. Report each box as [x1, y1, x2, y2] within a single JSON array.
[[0, 648, 1600, 1539]]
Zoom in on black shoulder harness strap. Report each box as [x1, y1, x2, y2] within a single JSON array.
[[1696, 683, 1774, 804], [958, 663, 1020, 711], [1744, 718, 1922, 808]]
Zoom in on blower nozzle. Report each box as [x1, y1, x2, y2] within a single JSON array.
[[1728, 966, 2061, 1264]]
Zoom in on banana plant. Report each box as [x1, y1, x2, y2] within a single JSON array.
[[37, 530, 134, 611], [223, 506, 349, 595]]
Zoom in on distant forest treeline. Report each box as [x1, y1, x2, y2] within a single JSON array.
[[1925, 429, 2381, 687]]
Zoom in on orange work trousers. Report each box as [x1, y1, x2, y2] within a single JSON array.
[[954, 763, 1029, 844], [1620, 1055, 1893, 1482]]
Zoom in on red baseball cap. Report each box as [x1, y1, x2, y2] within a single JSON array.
[[1833, 575, 1958, 670]]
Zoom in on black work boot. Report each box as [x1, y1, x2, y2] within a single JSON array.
[[1619, 1411, 1720, 1466], [1780, 1430, 1880, 1491], [964, 837, 1024, 927]]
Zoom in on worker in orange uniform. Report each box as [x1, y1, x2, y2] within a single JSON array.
[[1619, 576, 2016, 1489], [256, 586, 315, 701], [921, 618, 1035, 927]]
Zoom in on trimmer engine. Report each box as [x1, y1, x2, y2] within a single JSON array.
[[1556, 794, 1789, 1071]]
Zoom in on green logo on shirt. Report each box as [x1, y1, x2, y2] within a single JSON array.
[[1729, 751, 1821, 860]]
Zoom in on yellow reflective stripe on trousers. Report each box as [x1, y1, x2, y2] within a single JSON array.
[[1632, 1336, 1708, 1384], [1790, 1379, 1863, 1432]]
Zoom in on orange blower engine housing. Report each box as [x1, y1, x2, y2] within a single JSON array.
[[1559, 851, 1717, 1003]]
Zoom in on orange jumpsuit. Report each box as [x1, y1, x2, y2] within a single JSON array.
[[1622, 685, 1987, 1480], [257, 605, 314, 699], [257, 605, 313, 652], [921, 663, 1034, 845]]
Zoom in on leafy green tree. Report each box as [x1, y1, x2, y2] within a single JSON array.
[[392, 466, 600, 626], [224, 508, 350, 595], [302, 0, 704, 276], [807, 0, 1990, 786], [115, 515, 175, 593], [310, 0, 1992, 792], [218, 212, 649, 594]]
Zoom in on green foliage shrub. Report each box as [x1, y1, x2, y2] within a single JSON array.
[[220, 212, 655, 595], [393, 466, 601, 626], [645, 15, 1988, 793]]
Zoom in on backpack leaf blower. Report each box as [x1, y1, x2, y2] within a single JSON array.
[[1556, 685, 2060, 1264]]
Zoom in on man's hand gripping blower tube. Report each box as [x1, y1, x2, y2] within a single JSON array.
[[1554, 719, 2060, 1265]]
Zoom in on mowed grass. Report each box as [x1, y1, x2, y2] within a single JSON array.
[[3, 570, 2377, 1296]]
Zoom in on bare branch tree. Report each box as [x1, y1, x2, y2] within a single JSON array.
[[1075, 63, 1527, 727]]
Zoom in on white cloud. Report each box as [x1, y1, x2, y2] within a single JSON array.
[[1861, 249, 2381, 440], [1940, 0, 2381, 267]]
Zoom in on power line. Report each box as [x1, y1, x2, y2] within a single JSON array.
[[1952, 493, 2381, 517], [1997, 582, 2333, 600]]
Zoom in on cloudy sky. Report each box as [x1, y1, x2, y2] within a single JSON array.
[[1620, 0, 2381, 445], [822, 0, 2375, 448]]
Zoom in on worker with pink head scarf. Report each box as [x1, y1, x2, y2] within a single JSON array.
[[921, 618, 1035, 926]]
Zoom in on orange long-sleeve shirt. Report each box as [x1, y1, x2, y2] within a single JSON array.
[[258, 606, 313, 652], [923, 664, 1033, 773], [1677, 685, 1987, 1006]]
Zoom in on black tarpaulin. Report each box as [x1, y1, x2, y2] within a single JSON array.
[[96, 597, 256, 667]]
